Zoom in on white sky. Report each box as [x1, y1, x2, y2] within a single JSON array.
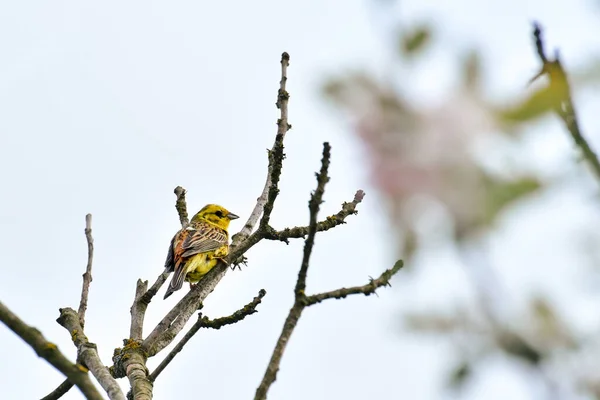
[[1, 1, 599, 399]]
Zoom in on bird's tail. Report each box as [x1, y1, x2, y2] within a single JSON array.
[[164, 265, 186, 299]]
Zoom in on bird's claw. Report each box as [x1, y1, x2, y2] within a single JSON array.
[[231, 255, 248, 271]]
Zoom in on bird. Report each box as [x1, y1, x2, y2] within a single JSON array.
[[163, 204, 239, 299]]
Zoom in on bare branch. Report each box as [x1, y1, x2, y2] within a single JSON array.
[[233, 51, 291, 245], [255, 142, 331, 400], [40, 379, 74, 400], [295, 142, 330, 295], [123, 351, 152, 400], [149, 289, 266, 382], [0, 301, 103, 400], [255, 144, 404, 399], [129, 280, 149, 340], [531, 23, 600, 183], [43, 214, 96, 400], [200, 288, 266, 328], [266, 190, 365, 243], [57, 308, 126, 400], [174, 186, 189, 228], [305, 260, 404, 305], [139, 271, 169, 305], [78, 213, 94, 328]]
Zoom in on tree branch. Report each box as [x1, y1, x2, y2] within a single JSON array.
[[232, 51, 291, 245], [149, 289, 266, 382], [57, 308, 126, 400], [40, 379, 76, 400], [255, 144, 404, 400], [129, 280, 149, 341], [531, 22, 600, 183], [255, 143, 330, 400], [174, 186, 189, 228], [139, 271, 170, 305], [78, 213, 94, 328], [0, 301, 103, 400], [305, 260, 404, 306], [42, 213, 96, 400], [265, 190, 365, 243]]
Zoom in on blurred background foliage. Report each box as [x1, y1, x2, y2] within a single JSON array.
[[322, 2, 600, 399]]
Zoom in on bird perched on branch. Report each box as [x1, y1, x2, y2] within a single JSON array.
[[163, 204, 239, 299]]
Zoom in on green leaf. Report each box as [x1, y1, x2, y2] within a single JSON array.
[[483, 175, 542, 224], [448, 362, 471, 390], [399, 26, 432, 57], [462, 50, 482, 89]]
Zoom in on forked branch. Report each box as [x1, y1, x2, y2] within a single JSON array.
[[0, 301, 103, 400], [254, 144, 403, 400]]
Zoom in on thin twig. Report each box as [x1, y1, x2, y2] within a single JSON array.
[[255, 143, 331, 400], [265, 190, 365, 243], [296, 143, 330, 295], [129, 279, 148, 340], [40, 379, 74, 400], [78, 213, 94, 328], [43, 214, 96, 400], [233, 51, 291, 245], [139, 271, 169, 304], [305, 260, 404, 305], [0, 301, 103, 400], [531, 22, 600, 183], [57, 308, 126, 400], [149, 289, 266, 382], [174, 186, 189, 228]]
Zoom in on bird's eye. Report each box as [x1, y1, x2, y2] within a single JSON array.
[[215, 211, 224, 218]]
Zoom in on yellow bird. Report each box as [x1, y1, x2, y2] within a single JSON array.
[[163, 204, 239, 299]]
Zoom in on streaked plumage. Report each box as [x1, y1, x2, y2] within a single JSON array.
[[163, 204, 239, 299]]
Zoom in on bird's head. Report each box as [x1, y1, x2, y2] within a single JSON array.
[[191, 204, 239, 230]]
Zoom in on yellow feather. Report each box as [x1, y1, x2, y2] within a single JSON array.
[[182, 242, 230, 283]]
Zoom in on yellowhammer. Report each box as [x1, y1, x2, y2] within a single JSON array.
[[163, 204, 239, 299]]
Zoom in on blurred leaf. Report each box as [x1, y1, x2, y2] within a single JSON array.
[[399, 25, 432, 57], [497, 331, 543, 365], [483, 176, 542, 224], [401, 229, 418, 265], [532, 296, 557, 327], [404, 310, 476, 334], [322, 78, 345, 100], [498, 85, 560, 123], [530, 295, 578, 350], [448, 362, 472, 390], [404, 314, 459, 333], [462, 50, 482, 90]]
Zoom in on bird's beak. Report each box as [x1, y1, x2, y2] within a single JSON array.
[[228, 212, 239, 220]]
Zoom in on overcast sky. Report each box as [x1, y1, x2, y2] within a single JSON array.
[[1, 1, 600, 399]]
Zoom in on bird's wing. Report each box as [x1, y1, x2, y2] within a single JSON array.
[[180, 222, 228, 258], [164, 234, 176, 272], [164, 222, 227, 299]]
